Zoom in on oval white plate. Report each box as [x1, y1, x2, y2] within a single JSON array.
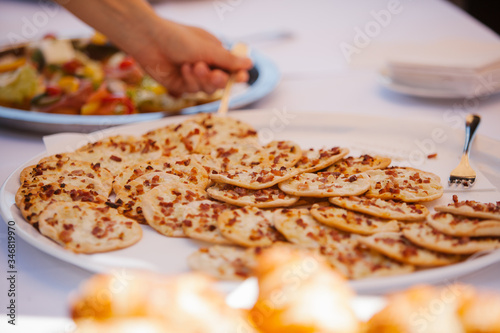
[[2, 110, 500, 294]]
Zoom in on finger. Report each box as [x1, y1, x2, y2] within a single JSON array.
[[193, 62, 217, 94], [181, 63, 200, 93], [193, 61, 210, 78], [142, 60, 184, 97], [162, 71, 185, 97], [234, 69, 249, 83], [206, 47, 253, 72], [209, 69, 230, 89]]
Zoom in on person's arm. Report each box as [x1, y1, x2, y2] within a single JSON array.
[[55, 0, 252, 96]]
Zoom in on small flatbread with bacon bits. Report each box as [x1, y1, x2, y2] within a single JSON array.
[[16, 183, 107, 225], [295, 147, 349, 173], [327, 154, 391, 174], [20, 158, 113, 188], [319, 243, 414, 280], [207, 183, 299, 208], [182, 200, 234, 244], [69, 135, 162, 176], [209, 143, 265, 172], [402, 222, 500, 254], [435, 195, 500, 221], [187, 245, 258, 280], [278, 172, 371, 197], [17, 172, 112, 206], [217, 206, 285, 247], [113, 156, 209, 195], [310, 204, 400, 235], [189, 154, 221, 175], [191, 113, 259, 154], [142, 182, 208, 237], [359, 232, 462, 267], [261, 140, 302, 167], [365, 167, 443, 202], [116, 173, 185, 223], [427, 212, 500, 237], [210, 166, 299, 190], [142, 121, 205, 157], [329, 196, 429, 221], [209, 140, 302, 172], [38, 202, 142, 253], [273, 208, 354, 248]]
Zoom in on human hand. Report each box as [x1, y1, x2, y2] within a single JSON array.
[[57, 0, 251, 96], [129, 19, 253, 96]]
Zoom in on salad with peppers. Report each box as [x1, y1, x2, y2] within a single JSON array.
[[0, 33, 222, 115]]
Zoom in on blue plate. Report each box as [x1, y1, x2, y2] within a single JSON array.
[[0, 48, 280, 133]]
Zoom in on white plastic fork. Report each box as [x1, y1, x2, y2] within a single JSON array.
[[448, 114, 481, 188], [217, 43, 248, 116]]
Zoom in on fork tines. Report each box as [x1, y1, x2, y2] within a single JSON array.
[[448, 114, 481, 189], [448, 176, 476, 187]]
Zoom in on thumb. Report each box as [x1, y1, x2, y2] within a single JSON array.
[[206, 46, 253, 72]]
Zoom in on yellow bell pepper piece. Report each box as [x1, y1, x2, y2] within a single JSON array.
[[90, 31, 107, 45], [58, 76, 80, 94], [81, 101, 99, 115], [0, 57, 26, 73], [83, 63, 104, 84], [151, 84, 166, 95]]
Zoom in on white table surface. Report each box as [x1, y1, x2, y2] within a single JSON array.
[[1, 0, 500, 325]]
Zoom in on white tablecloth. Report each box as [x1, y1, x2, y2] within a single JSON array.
[[1, 0, 500, 324]]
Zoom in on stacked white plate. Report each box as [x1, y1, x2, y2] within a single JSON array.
[[380, 40, 500, 98]]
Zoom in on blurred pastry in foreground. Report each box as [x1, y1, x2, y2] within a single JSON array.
[[250, 244, 360, 333], [70, 271, 257, 333], [366, 284, 465, 333], [69, 256, 500, 333], [458, 287, 500, 332], [73, 318, 169, 333], [366, 284, 500, 333]]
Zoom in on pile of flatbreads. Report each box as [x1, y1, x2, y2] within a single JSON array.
[[15, 114, 500, 280]]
